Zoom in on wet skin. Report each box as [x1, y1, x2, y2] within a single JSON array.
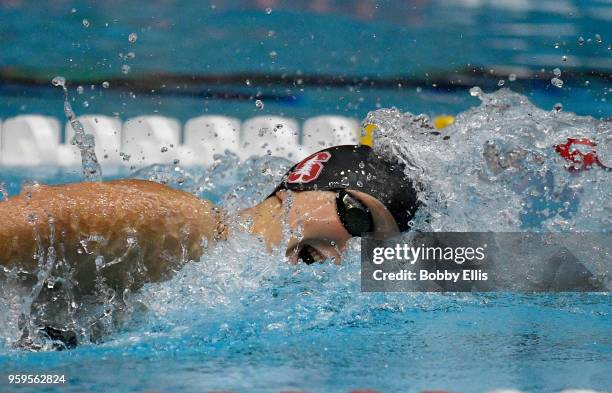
[[0, 180, 398, 294], [0, 180, 219, 294], [244, 189, 399, 264]]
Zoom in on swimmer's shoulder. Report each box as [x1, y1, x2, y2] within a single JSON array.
[[104, 179, 215, 210], [38, 178, 211, 206], [1, 178, 216, 228]]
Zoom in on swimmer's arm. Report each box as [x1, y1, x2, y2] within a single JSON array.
[[0, 179, 220, 291]]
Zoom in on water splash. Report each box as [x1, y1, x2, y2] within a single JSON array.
[[551, 77, 564, 88], [0, 183, 7, 201], [2, 89, 609, 351], [52, 76, 103, 182], [363, 88, 611, 233]]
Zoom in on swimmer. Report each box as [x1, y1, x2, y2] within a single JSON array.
[[0, 145, 419, 294]]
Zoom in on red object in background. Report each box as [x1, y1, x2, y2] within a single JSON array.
[[554, 138, 610, 173]]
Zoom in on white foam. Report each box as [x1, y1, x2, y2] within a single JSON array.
[[363, 88, 611, 233]]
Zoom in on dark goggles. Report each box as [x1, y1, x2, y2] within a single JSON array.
[[335, 190, 374, 237]]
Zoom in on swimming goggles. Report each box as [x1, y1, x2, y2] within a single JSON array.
[[335, 189, 374, 237]]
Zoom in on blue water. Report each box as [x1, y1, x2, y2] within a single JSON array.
[[1, 141, 611, 393], [0, 0, 610, 123], [1, 1, 612, 393], [2, 289, 611, 393]]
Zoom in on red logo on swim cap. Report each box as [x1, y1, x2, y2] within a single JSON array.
[[287, 151, 331, 183], [554, 137, 610, 173]]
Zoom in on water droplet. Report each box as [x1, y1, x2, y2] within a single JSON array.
[[356, 180, 363, 187], [551, 77, 564, 88], [269, 50, 277, 59], [497, 79, 505, 87], [561, 55, 567, 62], [71, 8, 77, 13], [553, 68, 562, 77], [553, 102, 563, 112], [469, 86, 483, 98], [255, 99, 264, 110], [160, 146, 168, 153], [51, 76, 66, 87], [82, 100, 89, 108], [595, 33, 602, 43], [128, 32, 138, 43], [102, 81, 109, 88], [126, 51, 135, 59], [554, 42, 560, 49], [82, 19, 90, 28], [358, 161, 365, 169], [265, 7, 272, 14], [77, 85, 84, 94], [578, 36, 585, 45], [173, 159, 180, 165], [508, 73, 517, 82], [245, 79, 251, 86], [121, 64, 131, 74]]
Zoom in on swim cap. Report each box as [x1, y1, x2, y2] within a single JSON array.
[[271, 145, 419, 231]]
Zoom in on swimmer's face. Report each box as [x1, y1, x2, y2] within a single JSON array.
[[275, 190, 399, 264]]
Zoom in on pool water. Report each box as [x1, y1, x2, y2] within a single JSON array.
[[1, 0, 610, 124], [1, 89, 611, 393], [1, 1, 611, 392]]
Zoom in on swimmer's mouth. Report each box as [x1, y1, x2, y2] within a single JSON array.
[[296, 244, 325, 265]]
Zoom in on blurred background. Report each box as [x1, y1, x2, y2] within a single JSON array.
[[0, 0, 610, 125]]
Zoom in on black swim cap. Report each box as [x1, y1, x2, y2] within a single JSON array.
[[272, 145, 419, 232]]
